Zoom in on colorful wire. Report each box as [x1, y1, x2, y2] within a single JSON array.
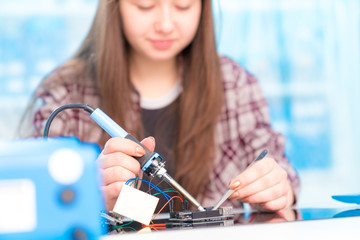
[[114, 226, 137, 232], [125, 178, 171, 200], [152, 189, 178, 197], [118, 220, 134, 227], [151, 196, 183, 221]]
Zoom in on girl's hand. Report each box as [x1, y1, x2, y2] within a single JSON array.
[[97, 136, 156, 211], [229, 157, 294, 211]]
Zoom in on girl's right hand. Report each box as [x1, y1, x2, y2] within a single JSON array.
[[97, 136, 156, 211]]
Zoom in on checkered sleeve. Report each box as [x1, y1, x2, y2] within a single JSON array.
[[29, 62, 102, 142], [202, 56, 300, 208]]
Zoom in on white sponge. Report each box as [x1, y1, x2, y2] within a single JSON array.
[[112, 185, 159, 225]]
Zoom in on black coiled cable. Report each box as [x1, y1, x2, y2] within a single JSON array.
[[43, 104, 95, 138]]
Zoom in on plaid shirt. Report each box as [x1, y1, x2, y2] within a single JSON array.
[[32, 56, 300, 208]]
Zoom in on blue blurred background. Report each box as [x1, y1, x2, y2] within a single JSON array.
[[1, 0, 359, 207]]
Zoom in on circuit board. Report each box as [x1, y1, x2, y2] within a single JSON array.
[[169, 207, 234, 222]]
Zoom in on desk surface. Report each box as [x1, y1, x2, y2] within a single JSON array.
[[102, 207, 360, 239]]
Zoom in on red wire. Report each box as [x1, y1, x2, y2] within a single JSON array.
[[142, 196, 183, 230], [144, 224, 166, 227], [152, 196, 183, 221], [142, 223, 166, 231], [248, 212, 258, 223]]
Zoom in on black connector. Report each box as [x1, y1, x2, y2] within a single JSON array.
[[181, 200, 188, 211], [169, 207, 234, 222]]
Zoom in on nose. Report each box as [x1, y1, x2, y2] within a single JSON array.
[[154, 7, 174, 34]]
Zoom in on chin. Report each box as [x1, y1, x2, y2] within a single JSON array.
[[145, 46, 184, 61], [147, 53, 179, 62]]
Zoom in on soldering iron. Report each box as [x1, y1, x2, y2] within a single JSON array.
[[43, 103, 206, 211]]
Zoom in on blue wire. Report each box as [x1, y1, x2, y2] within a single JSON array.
[[125, 178, 171, 200], [126, 178, 171, 200]]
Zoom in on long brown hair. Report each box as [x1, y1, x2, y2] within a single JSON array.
[[33, 0, 223, 200]]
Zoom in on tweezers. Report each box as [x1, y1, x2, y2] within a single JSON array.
[[212, 149, 268, 210]]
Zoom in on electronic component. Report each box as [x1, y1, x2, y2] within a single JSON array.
[[169, 207, 234, 222], [43, 104, 205, 211], [100, 212, 124, 226], [166, 219, 234, 229]]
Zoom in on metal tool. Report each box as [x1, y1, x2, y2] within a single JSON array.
[[212, 149, 268, 210]]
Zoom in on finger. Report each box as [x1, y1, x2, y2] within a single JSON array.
[[99, 152, 141, 174], [240, 180, 289, 204], [102, 137, 146, 156], [102, 166, 137, 185], [101, 181, 124, 201], [229, 157, 276, 189], [140, 136, 156, 152], [230, 166, 287, 199], [256, 195, 289, 211], [101, 182, 124, 211]]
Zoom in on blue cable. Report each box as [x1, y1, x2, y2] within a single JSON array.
[[126, 178, 171, 200], [125, 178, 171, 201]]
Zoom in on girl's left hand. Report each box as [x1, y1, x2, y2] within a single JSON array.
[[228, 157, 294, 211]]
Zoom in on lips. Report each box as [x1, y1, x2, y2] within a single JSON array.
[[151, 39, 174, 50]]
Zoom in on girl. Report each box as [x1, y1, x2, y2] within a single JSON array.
[[24, 0, 300, 212]]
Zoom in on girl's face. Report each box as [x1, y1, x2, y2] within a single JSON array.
[[119, 0, 202, 62]]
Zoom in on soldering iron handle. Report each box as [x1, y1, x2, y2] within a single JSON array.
[[125, 134, 157, 168], [90, 108, 159, 170]]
